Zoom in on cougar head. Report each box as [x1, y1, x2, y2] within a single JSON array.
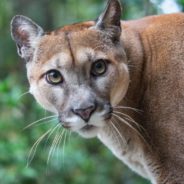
[[11, 0, 129, 138]]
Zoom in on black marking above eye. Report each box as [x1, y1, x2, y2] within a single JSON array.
[[46, 70, 63, 85], [91, 59, 108, 77]]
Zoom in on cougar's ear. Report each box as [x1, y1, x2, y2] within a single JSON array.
[[11, 15, 44, 62], [94, 0, 122, 41]]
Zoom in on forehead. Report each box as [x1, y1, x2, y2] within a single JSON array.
[[36, 23, 113, 65]]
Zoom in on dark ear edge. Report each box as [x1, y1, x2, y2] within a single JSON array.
[[94, 0, 122, 41], [10, 15, 44, 61]]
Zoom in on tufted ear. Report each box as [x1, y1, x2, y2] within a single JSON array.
[[94, 0, 122, 41], [10, 15, 44, 62]]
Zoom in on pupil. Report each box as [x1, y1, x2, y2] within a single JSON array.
[[96, 63, 103, 69], [52, 72, 58, 78]]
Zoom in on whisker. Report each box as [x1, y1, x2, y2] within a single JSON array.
[[18, 91, 30, 100], [113, 106, 143, 113], [27, 127, 54, 167], [110, 120, 126, 144], [23, 115, 57, 130], [112, 113, 145, 141], [112, 113, 151, 150], [112, 113, 136, 131], [68, 130, 72, 143], [33, 118, 58, 128], [62, 130, 68, 164], [56, 129, 66, 162], [45, 124, 62, 172], [113, 110, 148, 138], [113, 111, 142, 130], [127, 64, 136, 69], [47, 125, 62, 165], [44, 122, 61, 148], [51, 127, 64, 162]]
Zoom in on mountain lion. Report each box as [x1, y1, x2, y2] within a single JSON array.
[[11, 0, 184, 183]]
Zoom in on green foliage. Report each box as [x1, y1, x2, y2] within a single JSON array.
[[1, 0, 183, 184]]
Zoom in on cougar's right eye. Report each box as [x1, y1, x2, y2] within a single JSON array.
[[46, 70, 63, 85]]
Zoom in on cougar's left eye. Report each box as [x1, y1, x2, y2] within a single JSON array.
[[46, 70, 63, 85], [91, 59, 107, 76]]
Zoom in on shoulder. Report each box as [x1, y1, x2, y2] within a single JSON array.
[[121, 13, 184, 33]]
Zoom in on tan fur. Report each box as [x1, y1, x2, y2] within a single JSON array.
[[117, 13, 184, 183], [11, 1, 184, 183]]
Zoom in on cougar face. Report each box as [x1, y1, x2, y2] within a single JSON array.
[[11, 0, 129, 138]]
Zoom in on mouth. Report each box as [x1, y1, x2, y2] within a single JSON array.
[[62, 124, 71, 129], [81, 124, 96, 131], [61, 121, 96, 132]]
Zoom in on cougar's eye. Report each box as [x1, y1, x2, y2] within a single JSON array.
[[91, 59, 107, 76], [46, 70, 63, 85]]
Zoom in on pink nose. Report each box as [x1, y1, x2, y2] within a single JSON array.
[[72, 105, 96, 122]]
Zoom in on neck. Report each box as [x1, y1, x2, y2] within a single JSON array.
[[97, 22, 157, 183]]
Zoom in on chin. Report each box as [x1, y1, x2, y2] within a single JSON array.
[[77, 125, 100, 139]]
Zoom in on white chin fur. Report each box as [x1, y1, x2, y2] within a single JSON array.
[[77, 127, 99, 139], [65, 112, 105, 138]]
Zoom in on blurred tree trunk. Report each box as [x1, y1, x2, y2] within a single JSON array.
[[43, 0, 53, 29], [144, 0, 156, 15], [13, 0, 54, 29]]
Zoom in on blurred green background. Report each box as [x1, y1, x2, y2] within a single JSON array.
[[0, 0, 184, 184]]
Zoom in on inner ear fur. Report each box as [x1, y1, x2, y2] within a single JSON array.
[[10, 15, 44, 62], [94, 0, 122, 41]]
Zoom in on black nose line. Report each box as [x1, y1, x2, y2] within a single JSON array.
[[109, 105, 113, 113]]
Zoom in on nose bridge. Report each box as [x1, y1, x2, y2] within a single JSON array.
[[70, 85, 96, 122], [71, 85, 94, 109]]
